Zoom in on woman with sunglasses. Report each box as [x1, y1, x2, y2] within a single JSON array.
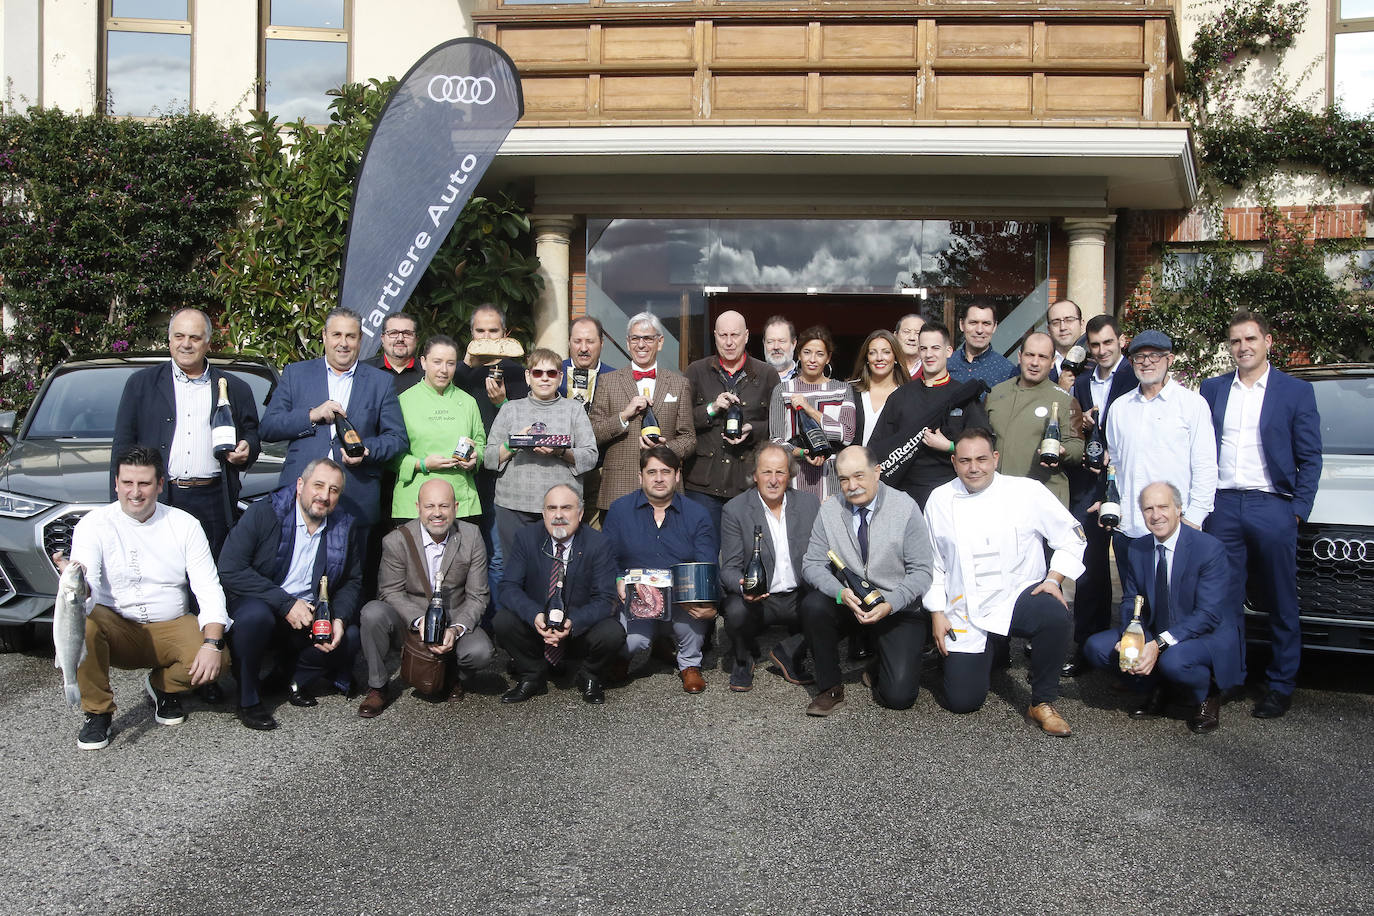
[[768, 325, 856, 501], [392, 334, 487, 525], [850, 329, 907, 448], [485, 348, 598, 559]]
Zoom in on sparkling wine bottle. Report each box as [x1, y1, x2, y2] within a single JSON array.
[[1084, 416, 1106, 471], [827, 550, 884, 611], [1060, 344, 1088, 375], [334, 413, 365, 459], [423, 571, 447, 645], [1039, 402, 1063, 468], [211, 377, 236, 460], [1099, 465, 1122, 530], [1119, 595, 1146, 672], [640, 386, 663, 442], [311, 576, 333, 645], [795, 404, 833, 457], [742, 526, 768, 598]]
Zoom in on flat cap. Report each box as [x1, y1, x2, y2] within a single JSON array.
[[1127, 329, 1173, 354]]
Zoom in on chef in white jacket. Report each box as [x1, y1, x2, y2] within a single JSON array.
[[924, 427, 1086, 737]]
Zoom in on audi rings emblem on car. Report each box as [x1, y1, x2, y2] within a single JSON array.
[[427, 75, 496, 104], [1312, 537, 1374, 563]]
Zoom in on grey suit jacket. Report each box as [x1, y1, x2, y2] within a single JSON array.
[[376, 518, 488, 632], [803, 483, 933, 614], [719, 488, 820, 596]]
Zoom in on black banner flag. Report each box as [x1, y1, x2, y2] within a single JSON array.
[[342, 38, 523, 359]]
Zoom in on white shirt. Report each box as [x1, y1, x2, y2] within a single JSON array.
[[924, 473, 1086, 653], [1218, 366, 1274, 492], [1105, 379, 1218, 538], [167, 363, 218, 479], [1089, 356, 1125, 416], [756, 492, 797, 594], [859, 391, 884, 447], [69, 501, 228, 630], [281, 503, 326, 601]]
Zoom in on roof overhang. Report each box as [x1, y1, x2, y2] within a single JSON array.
[[488, 124, 1198, 214]]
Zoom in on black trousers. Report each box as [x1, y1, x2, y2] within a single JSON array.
[[1072, 511, 1114, 646], [228, 597, 361, 708], [492, 608, 626, 682], [942, 584, 1071, 713], [166, 480, 231, 560], [800, 590, 925, 710], [721, 589, 805, 666]]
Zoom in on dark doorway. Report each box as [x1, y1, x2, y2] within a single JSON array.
[[705, 293, 931, 381]]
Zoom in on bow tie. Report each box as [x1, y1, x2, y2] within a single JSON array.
[[633, 369, 656, 381]]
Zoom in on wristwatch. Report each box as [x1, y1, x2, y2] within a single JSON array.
[[1154, 635, 1169, 652], [202, 637, 225, 650]]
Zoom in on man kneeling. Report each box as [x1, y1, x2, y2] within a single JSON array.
[[494, 484, 623, 704]]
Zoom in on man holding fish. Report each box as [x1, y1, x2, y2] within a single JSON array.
[[54, 445, 229, 751]]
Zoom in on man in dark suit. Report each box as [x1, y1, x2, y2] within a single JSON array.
[[718, 442, 819, 692], [1062, 313, 1138, 676], [111, 307, 261, 560], [218, 458, 362, 731], [259, 306, 407, 593], [493, 483, 623, 704], [1201, 310, 1322, 719], [1084, 481, 1243, 733]]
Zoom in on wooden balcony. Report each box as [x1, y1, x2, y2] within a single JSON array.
[[473, 0, 1185, 126]]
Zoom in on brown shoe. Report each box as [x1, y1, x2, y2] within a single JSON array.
[[358, 686, 389, 719], [806, 685, 846, 717], [679, 666, 706, 694], [445, 677, 465, 702], [1027, 702, 1072, 737]]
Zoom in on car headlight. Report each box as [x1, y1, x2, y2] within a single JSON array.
[[0, 491, 56, 518]]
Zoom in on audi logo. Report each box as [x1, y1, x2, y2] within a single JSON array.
[[1311, 537, 1374, 563], [427, 75, 496, 105]]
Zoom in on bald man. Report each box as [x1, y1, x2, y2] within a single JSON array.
[[683, 310, 781, 531], [357, 478, 491, 717]]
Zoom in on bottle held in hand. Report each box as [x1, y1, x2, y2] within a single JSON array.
[[723, 399, 744, 439], [742, 526, 768, 598], [545, 575, 568, 632], [1061, 344, 1088, 376], [640, 387, 663, 442], [335, 413, 365, 459], [1119, 595, 1146, 672], [1099, 465, 1122, 530], [211, 377, 236, 460], [311, 576, 333, 645], [795, 405, 833, 458], [423, 572, 447, 645], [827, 550, 884, 612], [1038, 402, 1062, 468], [1084, 418, 1106, 471], [452, 436, 476, 461]]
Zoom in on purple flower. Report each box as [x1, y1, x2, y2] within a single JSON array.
[[112, 340, 130, 353]]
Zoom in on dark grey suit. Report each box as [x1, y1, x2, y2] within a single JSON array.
[[718, 488, 821, 668]]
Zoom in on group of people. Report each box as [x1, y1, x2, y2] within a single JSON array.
[[62, 296, 1320, 751]]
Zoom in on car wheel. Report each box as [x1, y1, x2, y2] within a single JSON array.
[[0, 623, 34, 653]]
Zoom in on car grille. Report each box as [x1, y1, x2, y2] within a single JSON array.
[[0, 560, 13, 604], [1297, 524, 1374, 619], [42, 511, 90, 570]]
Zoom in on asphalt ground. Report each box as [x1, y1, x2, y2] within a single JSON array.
[[2, 626, 1371, 916]]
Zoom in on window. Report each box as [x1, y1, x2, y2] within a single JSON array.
[[1160, 248, 1263, 290], [1333, 0, 1374, 114], [103, 0, 191, 117], [262, 0, 350, 125]]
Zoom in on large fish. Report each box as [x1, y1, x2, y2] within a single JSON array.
[[53, 560, 89, 709]]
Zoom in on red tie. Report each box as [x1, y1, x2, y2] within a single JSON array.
[[633, 369, 656, 381]]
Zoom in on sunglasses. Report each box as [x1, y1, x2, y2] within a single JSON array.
[[528, 368, 561, 379]]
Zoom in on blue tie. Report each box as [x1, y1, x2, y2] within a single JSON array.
[[857, 507, 870, 564], [1153, 543, 1171, 631]]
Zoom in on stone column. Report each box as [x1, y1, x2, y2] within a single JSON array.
[[531, 215, 576, 357], [1062, 216, 1117, 319]]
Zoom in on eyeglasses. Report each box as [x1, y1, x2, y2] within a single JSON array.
[[528, 368, 561, 379], [629, 334, 661, 344], [383, 330, 416, 339], [1130, 351, 1169, 365], [1048, 318, 1079, 328]]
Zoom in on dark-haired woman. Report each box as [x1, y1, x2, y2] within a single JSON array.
[[768, 326, 855, 501]]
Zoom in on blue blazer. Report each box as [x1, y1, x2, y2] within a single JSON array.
[[1118, 525, 1243, 690], [1199, 367, 1322, 520], [1068, 360, 1136, 514], [498, 521, 619, 634], [259, 358, 407, 526], [1071, 359, 1138, 446], [111, 361, 261, 503]]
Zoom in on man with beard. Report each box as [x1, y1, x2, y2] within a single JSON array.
[[364, 311, 422, 394], [763, 316, 798, 383]]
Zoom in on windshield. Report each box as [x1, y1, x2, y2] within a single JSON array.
[[24, 363, 279, 442], [1311, 375, 1374, 455]]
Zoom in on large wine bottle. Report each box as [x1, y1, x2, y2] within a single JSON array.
[[423, 571, 447, 645], [211, 377, 236, 460], [1084, 415, 1106, 471], [640, 386, 663, 442], [335, 413, 366, 459], [795, 403, 833, 457], [1061, 344, 1088, 376], [742, 526, 768, 597], [1118, 595, 1146, 671], [1099, 465, 1122, 530], [311, 576, 333, 645], [1038, 402, 1062, 468], [827, 549, 884, 611]]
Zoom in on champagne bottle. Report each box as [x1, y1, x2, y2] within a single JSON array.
[[1099, 465, 1122, 530], [311, 576, 332, 645], [1119, 595, 1146, 672], [1061, 344, 1088, 375], [211, 377, 236, 460], [723, 399, 744, 439], [545, 572, 568, 632], [742, 526, 768, 598], [1039, 401, 1062, 468], [423, 571, 447, 645], [795, 404, 833, 457], [639, 386, 663, 442], [827, 549, 884, 611], [1084, 416, 1106, 471], [569, 367, 594, 408], [334, 413, 365, 459]]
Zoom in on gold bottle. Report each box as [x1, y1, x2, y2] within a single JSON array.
[[1119, 595, 1146, 672]]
